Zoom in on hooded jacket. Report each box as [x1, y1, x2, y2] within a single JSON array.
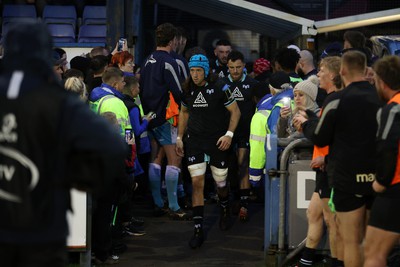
[[0, 22, 127, 244]]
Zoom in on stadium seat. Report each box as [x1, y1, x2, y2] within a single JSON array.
[[82, 6, 106, 25], [42, 5, 77, 30], [47, 24, 76, 43], [78, 25, 106, 43], [1, 4, 37, 37], [2, 4, 37, 24]]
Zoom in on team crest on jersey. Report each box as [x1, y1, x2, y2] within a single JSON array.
[[206, 89, 214, 95], [193, 92, 208, 107], [232, 87, 244, 101], [243, 84, 250, 89]]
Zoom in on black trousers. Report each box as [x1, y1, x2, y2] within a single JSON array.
[[0, 241, 67, 267]]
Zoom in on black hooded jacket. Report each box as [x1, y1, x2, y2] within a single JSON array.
[[0, 22, 127, 244]]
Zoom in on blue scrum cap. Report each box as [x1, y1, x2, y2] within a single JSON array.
[[189, 54, 209, 77]]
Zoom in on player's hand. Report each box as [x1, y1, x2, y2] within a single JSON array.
[[216, 135, 232, 151], [372, 180, 386, 193], [310, 156, 325, 170], [175, 138, 184, 157]]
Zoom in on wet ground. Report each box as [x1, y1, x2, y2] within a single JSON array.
[[112, 199, 266, 267]]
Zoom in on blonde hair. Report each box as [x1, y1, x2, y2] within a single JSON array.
[[64, 77, 87, 101]]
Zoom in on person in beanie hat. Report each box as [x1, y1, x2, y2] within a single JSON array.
[[177, 54, 241, 249], [252, 58, 271, 82], [277, 75, 320, 138]]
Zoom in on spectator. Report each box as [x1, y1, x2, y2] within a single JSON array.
[[0, 21, 126, 267], [64, 76, 88, 102], [277, 75, 319, 139], [252, 57, 271, 82]]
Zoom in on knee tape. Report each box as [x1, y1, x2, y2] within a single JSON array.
[[210, 166, 227, 188], [188, 162, 207, 177]]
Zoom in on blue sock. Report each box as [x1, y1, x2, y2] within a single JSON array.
[[165, 165, 180, 211], [148, 163, 164, 208]]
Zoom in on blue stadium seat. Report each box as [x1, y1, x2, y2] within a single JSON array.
[[82, 6, 106, 25], [1, 5, 37, 37], [47, 24, 76, 43], [42, 5, 77, 29], [78, 25, 106, 43], [2, 4, 37, 24]]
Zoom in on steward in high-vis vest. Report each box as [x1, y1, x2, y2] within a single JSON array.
[[249, 72, 294, 185], [89, 67, 132, 137]]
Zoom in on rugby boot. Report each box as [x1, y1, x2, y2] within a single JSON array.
[[219, 204, 231, 231], [239, 206, 249, 222], [188, 227, 204, 249]]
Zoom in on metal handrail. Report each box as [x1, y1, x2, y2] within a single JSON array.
[[277, 138, 313, 251]]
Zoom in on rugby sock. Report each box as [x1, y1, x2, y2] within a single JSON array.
[[299, 247, 316, 266], [193, 206, 204, 229], [334, 259, 344, 267], [148, 163, 164, 208], [239, 188, 250, 209], [165, 165, 180, 211]]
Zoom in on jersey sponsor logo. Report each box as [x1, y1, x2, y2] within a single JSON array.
[[232, 87, 244, 101], [188, 156, 196, 162], [218, 71, 225, 78], [356, 173, 375, 183], [193, 92, 208, 107]]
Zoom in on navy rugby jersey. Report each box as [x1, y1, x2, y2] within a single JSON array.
[[182, 80, 235, 140], [139, 50, 183, 129]]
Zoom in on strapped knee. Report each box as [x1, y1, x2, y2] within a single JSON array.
[[210, 166, 227, 188], [188, 162, 207, 177]]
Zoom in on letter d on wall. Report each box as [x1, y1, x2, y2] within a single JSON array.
[[297, 171, 316, 209]]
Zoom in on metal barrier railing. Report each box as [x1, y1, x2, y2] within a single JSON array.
[[263, 134, 314, 266]]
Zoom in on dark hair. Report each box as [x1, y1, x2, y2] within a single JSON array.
[[373, 56, 400, 91], [90, 46, 109, 57], [185, 46, 206, 61], [227, 50, 244, 62], [90, 55, 109, 74], [54, 47, 66, 57], [102, 67, 124, 84], [155, 23, 177, 47], [182, 72, 218, 96], [253, 81, 271, 101], [341, 50, 366, 75], [274, 47, 300, 72], [215, 39, 231, 47], [344, 31, 366, 49], [176, 26, 188, 39], [63, 68, 84, 80], [124, 75, 139, 88]]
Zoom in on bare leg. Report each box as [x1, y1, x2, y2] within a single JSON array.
[[336, 206, 366, 267], [305, 192, 324, 248], [321, 198, 337, 258], [364, 226, 400, 267]]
